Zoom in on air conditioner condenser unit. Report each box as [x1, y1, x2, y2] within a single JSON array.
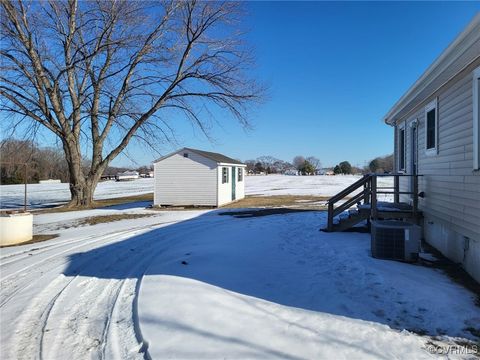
[[371, 220, 421, 262]]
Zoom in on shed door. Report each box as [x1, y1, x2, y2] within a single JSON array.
[[231, 167, 236, 200]]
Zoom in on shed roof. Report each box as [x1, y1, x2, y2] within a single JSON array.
[[154, 147, 245, 166]]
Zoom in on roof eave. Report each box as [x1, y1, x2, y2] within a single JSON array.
[[152, 147, 245, 166], [383, 13, 480, 126], [152, 147, 187, 163], [217, 162, 247, 167]]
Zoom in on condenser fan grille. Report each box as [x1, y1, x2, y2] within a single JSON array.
[[371, 227, 405, 259], [371, 220, 420, 262]]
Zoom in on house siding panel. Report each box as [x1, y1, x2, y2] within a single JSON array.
[[394, 65, 480, 282]]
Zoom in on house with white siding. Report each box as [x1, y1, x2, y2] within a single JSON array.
[[383, 14, 480, 282], [153, 148, 246, 207]]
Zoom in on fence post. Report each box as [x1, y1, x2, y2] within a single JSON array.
[[413, 175, 418, 221], [371, 175, 377, 220], [328, 202, 333, 231], [394, 174, 400, 204], [24, 164, 28, 212], [363, 178, 370, 204]]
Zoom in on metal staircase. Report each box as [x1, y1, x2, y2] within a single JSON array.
[[324, 174, 422, 232]]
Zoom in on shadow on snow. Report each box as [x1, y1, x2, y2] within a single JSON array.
[[62, 209, 479, 342]]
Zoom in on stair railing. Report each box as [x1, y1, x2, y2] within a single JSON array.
[[326, 173, 422, 231], [326, 174, 372, 231]]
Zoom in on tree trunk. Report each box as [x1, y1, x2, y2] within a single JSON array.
[[66, 168, 104, 208], [68, 180, 93, 207], [63, 138, 96, 208]]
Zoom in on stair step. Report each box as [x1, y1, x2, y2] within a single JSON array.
[[348, 209, 359, 217], [339, 212, 349, 220], [332, 212, 370, 232]]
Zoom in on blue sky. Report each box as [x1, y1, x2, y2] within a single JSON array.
[[116, 1, 478, 168], [29, 2, 480, 168]]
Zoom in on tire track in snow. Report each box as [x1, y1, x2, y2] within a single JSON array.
[[6, 215, 221, 360], [11, 236, 152, 360], [0, 220, 182, 308], [0, 218, 180, 271]]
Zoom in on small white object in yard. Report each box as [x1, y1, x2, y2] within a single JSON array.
[[0, 211, 33, 245]]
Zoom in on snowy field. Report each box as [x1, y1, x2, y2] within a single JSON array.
[[0, 178, 154, 209], [0, 174, 393, 209], [246, 174, 393, 198], [1, 203, 479, 359]]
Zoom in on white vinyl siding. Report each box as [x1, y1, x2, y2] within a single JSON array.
[[473, 67, 480, 170], [154, 149, 246, 207], [394, 64, 480, 281], [217, 166, 231, 205], [154, 152, 217, 206]]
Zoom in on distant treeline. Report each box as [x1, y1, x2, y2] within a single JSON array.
[[0, 139, 69, 184], [1, 138, 393, 184], [368, 154, 394, 174], [0, 139, 152, 185], [245, 154, 393, 175]]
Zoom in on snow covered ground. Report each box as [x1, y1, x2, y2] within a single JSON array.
[[0, 174, 393, 209], [0, 178, 154, 209], [246, 174, 394, 201], [1, 203, 479, 359], [0, 205, 208, 359]]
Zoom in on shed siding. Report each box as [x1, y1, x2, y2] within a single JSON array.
[[154, 151, 218, 206], [217, 166, 232, 206], [236, 168, 246, 200], [394, 63, 480, 282], [216, 166, 246, 206]]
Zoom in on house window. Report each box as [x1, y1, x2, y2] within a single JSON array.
[[474, 67, 480, 170], [399, 127, 405, 171], [238, 168, 243, 182], [222, 167, 229, 183], [425, 99, 438, 153], [183, 153, 188, 158]]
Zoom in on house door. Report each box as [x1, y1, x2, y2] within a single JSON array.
[[231, 167, 236, 200], [410, 123, 418, 197]]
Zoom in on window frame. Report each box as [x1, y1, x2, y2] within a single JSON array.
[[425, 98, 438, 156], [398, 124, 406, 172], [473, 67, 480, 170], [238, 168, 243, 182], [222, 167, 229, 184]]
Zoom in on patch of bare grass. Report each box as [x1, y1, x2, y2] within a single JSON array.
[[222, 195, 329, 209], [219, 208, 315, 218], [76, 213, 155, 227], [35, 193, 154, 214]]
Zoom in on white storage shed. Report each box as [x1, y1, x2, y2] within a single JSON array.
[[153, 148, 246, 207]]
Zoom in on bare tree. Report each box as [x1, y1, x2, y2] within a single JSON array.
[[1, 0, 262, 207], [256, 155, 279, 173], [292, 156, 306, 170], [306, 156, 321, 171]]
